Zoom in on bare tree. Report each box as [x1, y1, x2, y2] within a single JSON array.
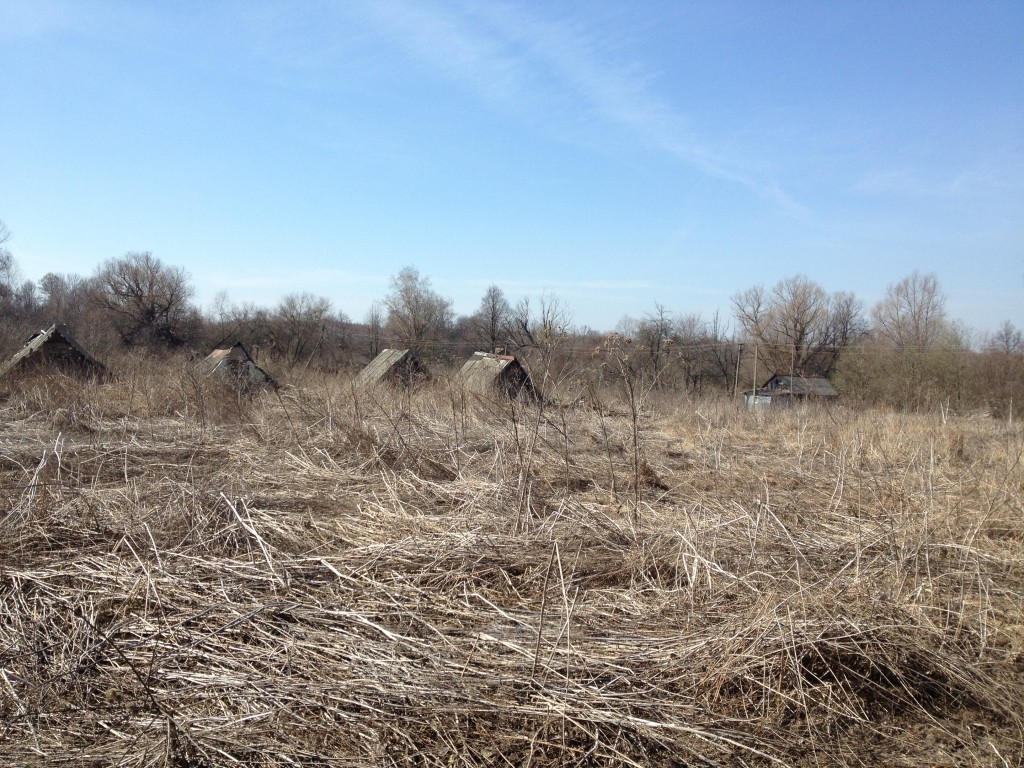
[[840, 271, 965, 410], [973, 320, 1024, 418], [269, 292, 333, 368], [364, 301, 384, 359], [732, 275, 863, 377], [637, 303, 675, 383], [615, 304, 680, 386], [39, 272, 90, 325], [871, 271, 947, 351], [0, 224, 54, 351], [704, 312, 743, 393], [824, 291, 867, 356], [92, 252, 195, 348], [472, 284, 512, 352], [673, 312, 720, 391], [508, 292, 575, 390], [0, 222, 27, 353], [985, 320, 1024, 356], [0, 220, 15, 302], [207, 294, 273, 353], [508, 292, 570, 352], [383, 266, 453, 357]]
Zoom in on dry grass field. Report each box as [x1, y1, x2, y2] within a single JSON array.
[[1, 362, 1022, 766]]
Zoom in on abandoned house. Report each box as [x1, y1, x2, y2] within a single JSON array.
[[204, 343, 276, 389], [0, 324, 107, 379], [458, 351, 537, 401], [354, 348, 428, 388], [744, 374, 838, 407]]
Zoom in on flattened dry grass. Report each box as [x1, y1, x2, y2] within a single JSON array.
[[1, 364, 1022, 766]]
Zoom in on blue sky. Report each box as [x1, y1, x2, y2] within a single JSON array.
[[2, 0, 1022, 335]]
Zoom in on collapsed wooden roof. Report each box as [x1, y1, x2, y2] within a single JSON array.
[[204, 343, 277, 388], [458, 352, 537, 400], [757, 374, 838, 398], [354, 348, 428, 388], [0, 324, 107, 379]]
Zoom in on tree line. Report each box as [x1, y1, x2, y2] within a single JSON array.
[[1, 220, 1021, 414]]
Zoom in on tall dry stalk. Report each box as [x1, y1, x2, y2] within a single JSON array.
[[602, 332, 666, 523]]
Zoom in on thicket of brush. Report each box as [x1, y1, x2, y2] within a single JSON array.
[[1, 360, 1022, 767]]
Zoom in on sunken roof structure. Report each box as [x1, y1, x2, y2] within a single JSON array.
[[458, 352, 537, 401], [744, 374, 838, 407], [0, 324, 107, 379], [354, 348, 428, 388], [204, 342, 277, 389], [757, 374, 838, 398]]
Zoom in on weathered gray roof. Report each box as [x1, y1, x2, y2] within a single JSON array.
[[354, 348, 426, 387], [204, 343, 276, 387], [458, 352, 536, 399], [0, 324, 107, 378], [760, 374, 838, 397]]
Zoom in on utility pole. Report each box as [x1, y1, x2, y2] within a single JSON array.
[[752, 343, 758, 406], [733, 341, 742, 398], [790, 342, 796, 388]]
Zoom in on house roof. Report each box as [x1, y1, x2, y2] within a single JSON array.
[[354, 348, 425, 386], [204, 342, 276, 387], [0, 324, 107, 378], [206, 344, 249, 364], [458, 351, 535, 399], [760, 374, 838, 397]]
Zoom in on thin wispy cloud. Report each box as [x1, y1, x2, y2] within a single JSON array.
[[10, 0, 797, 211], [348, 0, 799, 210], [0, 0, 165, 46], [0, 0, 77, 38], [854, 164, 1024, 199], [203, 267, 387, 294], [465, 277, 657, 301]]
